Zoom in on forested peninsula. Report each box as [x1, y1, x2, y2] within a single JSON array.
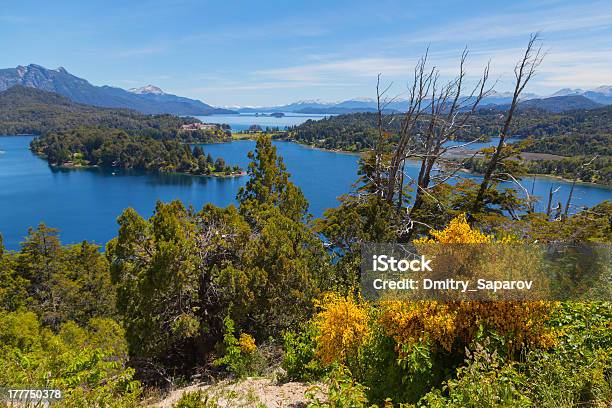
[[287, 107, 612, 156], [0, 85, 242, 176], [285, 107, 612, 185]]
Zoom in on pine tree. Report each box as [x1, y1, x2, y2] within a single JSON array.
[[237, 135, 308, 222], [214, 157, 226, 172], [192, 145, 204, 158]]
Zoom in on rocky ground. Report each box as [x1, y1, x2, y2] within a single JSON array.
[[149, 377, 325, 408]]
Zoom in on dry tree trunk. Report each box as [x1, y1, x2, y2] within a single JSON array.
[[473, 33, 545, 212], [372, 74, 395, 198], [563, 155, 598, 218]]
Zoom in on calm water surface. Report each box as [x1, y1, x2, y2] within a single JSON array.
[[197, 113, 328, 131], [0, 136, 357, 249], [0, 135, 609, 250]]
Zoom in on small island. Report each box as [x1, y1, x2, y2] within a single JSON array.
[[254, 112, 285, 118]]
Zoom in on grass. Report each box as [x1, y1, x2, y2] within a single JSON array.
[[232, 131, 288, 140], [232, 132, 258, 140]]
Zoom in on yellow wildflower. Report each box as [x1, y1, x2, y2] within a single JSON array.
[[238, 333, 257, 354], [414, 213, 493, 244], [313, 293, 371, 365]]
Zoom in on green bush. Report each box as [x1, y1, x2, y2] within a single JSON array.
[[519, 302, 612, 406], [355, 323, 440, 405], [418, 341, 531, 407], [307, 366, 372, 408], [173, 390, 216, 408], [282, 323, 327, 381], [0, 310, 141, 407], [213, 316, 264, 378]]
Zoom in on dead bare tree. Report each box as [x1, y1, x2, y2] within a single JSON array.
[[383, 49, 433, 204], [408, 49, 492, 219], [473, 33, 545, 211], [371, 74, 396, 198], [563, 155, 599, 218], [376, 48, 493, 238], [546, 186, 561, 218]]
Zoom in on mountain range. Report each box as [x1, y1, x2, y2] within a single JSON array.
[[0, 64, 235, 116], [551, 86, 612, 105], [232, 89, 609, 114], [1, 63, 610, 116]]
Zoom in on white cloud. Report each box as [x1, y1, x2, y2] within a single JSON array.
[[400, 1, 612, 45], [246, 0, 612, 96]]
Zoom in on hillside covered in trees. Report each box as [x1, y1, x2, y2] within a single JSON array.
[[0, 86, 240, 176], [288, 106, 612, 157], [463, 154, 612, 186], [0, 85, 231, 143]]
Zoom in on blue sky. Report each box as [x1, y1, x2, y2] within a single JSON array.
[[1, 0, 612, 106]]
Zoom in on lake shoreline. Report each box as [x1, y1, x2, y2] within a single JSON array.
[[52, 162, 246, 179], [4, 133, 608, 188], [233, 135, 609, 188]]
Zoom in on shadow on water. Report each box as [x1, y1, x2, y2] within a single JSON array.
[[48, 165, 247, 187]]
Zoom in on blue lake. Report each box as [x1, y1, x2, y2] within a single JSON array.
[[0, 135, 610, 250], [197, 113, 328, 131], [0, 136, 357, 250]]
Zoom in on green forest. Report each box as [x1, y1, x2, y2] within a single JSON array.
[[286, 106, 612, 187], [0, 135, 610, 407], [0, 86, 223, 140], [463, 155, 612, 186], [288, 106, 612, 157]]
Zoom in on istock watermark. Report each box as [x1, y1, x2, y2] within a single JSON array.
[[372, 254, 433, 272], [360, 243, 611, 301]]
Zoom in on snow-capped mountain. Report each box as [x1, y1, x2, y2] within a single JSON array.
[[592, 85, 612, 96], [551, 86, 612, 104], [129, 85, 166, 95], [233, 87, 611, 114]]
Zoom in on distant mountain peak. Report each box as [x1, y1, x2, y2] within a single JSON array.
[[293, 98, 331, 105], [487, 90, 514, 98], [549, 86, 612, 105], [350, 96, 376, 102], [593, 85, 612, 96], [551, 88, 584, 97], [129, 84, 166, 95]]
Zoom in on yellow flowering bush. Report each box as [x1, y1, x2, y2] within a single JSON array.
[[378, 300, 457, 353], [414, 213, 494, 244], [304, 214, 559, 405], [379, 299, 556, 355], [379, 214, 558, 355], [313, 293, 371, 365], [238, 333, 257, 354]]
